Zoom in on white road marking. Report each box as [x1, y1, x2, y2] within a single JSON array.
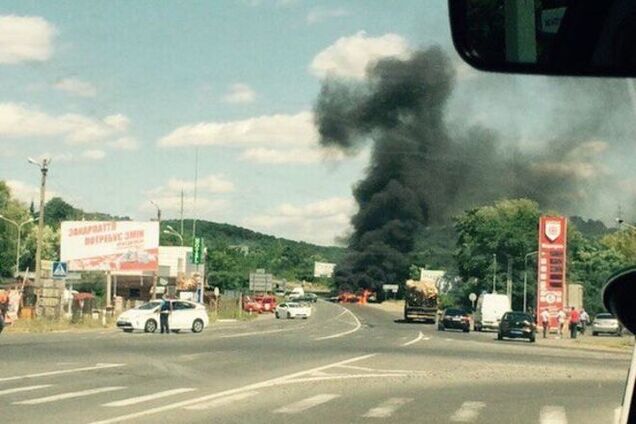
[[0, 363, 125, 383], [274, 394, 340, 414], [614, 407, 622, 424], [402, 332, 426, 346], [88, 353, 376, 424], [450, 401, 486, 422], [314, 307, 362, 340], [0, 385, 52, 396], [102, 388, 196, 407], [363, 397, 413, 418], [14, 386, 126, 405], [184, 391, 259, 411], [540, 406, 568, 424]]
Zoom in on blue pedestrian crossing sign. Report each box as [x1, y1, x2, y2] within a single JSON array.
[[52, 261, 68, 279]]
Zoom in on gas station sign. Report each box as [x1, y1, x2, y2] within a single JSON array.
[[536, 216, 567, 328]]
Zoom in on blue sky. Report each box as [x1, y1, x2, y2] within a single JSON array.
[[1, 1, 631, 245], [0, 1, 456, 245]]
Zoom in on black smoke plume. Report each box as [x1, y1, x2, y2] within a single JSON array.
[[314, 46, 634, 292]]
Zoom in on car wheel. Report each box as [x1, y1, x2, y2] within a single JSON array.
[[144, 319, 157, 333], [463, 328, 470, 333], [287, 312, 292, 319], [475, 323, 481, 332], [497, 332, 503, 340], [123, 329, 133, 333], [275, 312, 280, 319], [529, 335, 536, 343], [438, 324, 445, 331], [302, 317, 308, 320], [192, 319, 204, 333], [592, 331, 598, 336], [617, 329, 623, 337]]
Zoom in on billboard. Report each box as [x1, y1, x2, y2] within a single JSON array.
[[313, 262, 336, 278], [61, 221, 159, 272], [536, 216, 568, 328]]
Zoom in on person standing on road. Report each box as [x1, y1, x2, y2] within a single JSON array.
[[580, 309, 590, 335], [159, 297, 172, 334], [569, 307, 580, 339], [541, 309, 550, 338], [557, 309, 566, 338]]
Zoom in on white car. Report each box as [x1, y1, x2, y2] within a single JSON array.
[[275, 302, 312, 319], [116, 300, 209, 333], [592, 313, 623, 336]]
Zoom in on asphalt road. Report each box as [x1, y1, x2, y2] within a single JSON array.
[[1, 301, 631, 423]]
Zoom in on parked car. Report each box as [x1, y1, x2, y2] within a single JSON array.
[[243, 296, 263, 313], [438, 308, 470, 332], [254, 295, 277, 313], [592, 313, 623, 337], [474, 293, 511, 332], [300, 293, 318, 303], [275, 302, 312, 319], [497, 311, 536, 342], [116, 299, 209, 333]]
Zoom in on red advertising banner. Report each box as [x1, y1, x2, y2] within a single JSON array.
[[536, 216, 568, 328]]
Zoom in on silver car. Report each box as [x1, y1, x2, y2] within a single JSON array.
[[592, 313, 622, 337]]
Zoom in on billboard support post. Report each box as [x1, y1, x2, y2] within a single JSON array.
[[105, 271, 112, 309]]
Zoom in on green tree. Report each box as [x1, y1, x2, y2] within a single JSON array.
[[44, 197, 80, 227]]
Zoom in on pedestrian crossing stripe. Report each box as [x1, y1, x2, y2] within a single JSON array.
[[52, 262, 67, 277]]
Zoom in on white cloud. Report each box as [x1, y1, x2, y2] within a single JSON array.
[[0, 103, 129, 144], [240, 147, 346, 165], [163, 175, 235, 194], [158, 111, 316, 148], [141, 174, 234, 220], [109, 137, 139, 151], [0, 15, 56, 64], [5, 179, 58, 204], [244, 196, 356, 245], [81, 149, 106, 160], [53, 78, 97, 97], [307, 7, 349, 25], [223, 83, 256, 104], [310, 31, 410, 80]]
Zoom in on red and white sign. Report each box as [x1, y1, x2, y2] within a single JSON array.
[[536, 216, 567, 328], [61, 221, 159, 272]]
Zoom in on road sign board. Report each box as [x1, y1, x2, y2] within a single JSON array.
[[469, 292, 477, 302], [52, 261, 68, 279], [159, 277, 169, 286], [382, 284, 399, 293], [192, 237, 204, 264], [214, 287, 220, 297], [249, 270, 273, 292]]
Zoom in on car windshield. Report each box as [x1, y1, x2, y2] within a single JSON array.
[[137, 302, 161, 310], [0, 3, 633, 424]]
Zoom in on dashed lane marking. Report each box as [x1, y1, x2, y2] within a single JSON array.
[[0, 385, 52, 397], [450, 401, 486, 422], [274, 394, 341, 414], [362, 397, 413, 418], [14, 386, 126, 405], [184, 391, 259, 411], [102, 388, 196, 407], [0, 363, 125, 383]]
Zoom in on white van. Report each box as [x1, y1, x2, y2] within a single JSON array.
[[474, 293, 511, 331], [288, 287, 305, 300]]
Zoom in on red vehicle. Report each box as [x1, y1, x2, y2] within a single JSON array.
[[243, 296, 263, 313], [338, 292, 359, 303], [254, 295, 277, 313]]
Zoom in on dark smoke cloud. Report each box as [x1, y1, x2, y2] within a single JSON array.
[[314, 46, 635, 291]]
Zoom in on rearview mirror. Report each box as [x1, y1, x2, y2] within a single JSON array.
[[603, 266, 636, 334], [448, 0, 636, 77]]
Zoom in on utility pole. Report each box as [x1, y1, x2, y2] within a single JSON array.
[[492, 253, 497, 293], [192, 146, 199, 238], [506, 255, 513, 303], [180, 188, 184, 237], [0, 215, 34, 277], [149, 200, 161, 301], [28, 157, 49, 287], [524, 251, 538, 312]]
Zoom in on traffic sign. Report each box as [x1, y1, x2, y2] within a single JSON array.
[[213, 287, 220, 297], [469, 292, 477, 302], [192, 237, 204, 264], [52, 261, 68, 279]]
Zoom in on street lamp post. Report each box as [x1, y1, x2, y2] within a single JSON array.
[[523, 251, 538, 312], [163, 225, 184, 246], [492, 254, 497, 293], [28, 157, 49, 286], [0, 215, 34, 277]]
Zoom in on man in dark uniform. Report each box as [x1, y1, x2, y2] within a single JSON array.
[[159, 296, 172, 334]]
